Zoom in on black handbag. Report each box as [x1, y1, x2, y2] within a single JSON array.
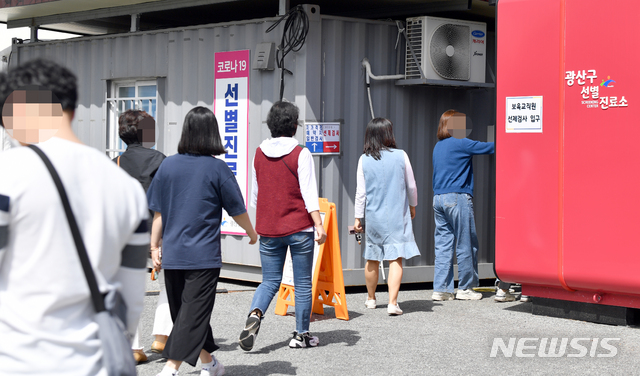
[[28, 144, 137, 376]]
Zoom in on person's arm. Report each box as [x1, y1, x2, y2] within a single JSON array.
[[219, 170, 258, 243], [310, 210, 327, 245], [150, 211, 163, 271], [466, 139, 495, 155], [250, 156, 258, 209], [297, 148, 326, 244], [354, 156, 365, 232], [232, 212, 258, 244], [354, 155, 366, 219], [0, 194, 9, 266], [296, 147, 321, 213], [403, 151, 418, 219], [113, 196, 149, 335]]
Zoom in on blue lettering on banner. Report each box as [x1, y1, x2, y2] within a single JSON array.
[[223, 83, 240, 174], [225, 83, 238, 106], [224, 135, 238, 155]]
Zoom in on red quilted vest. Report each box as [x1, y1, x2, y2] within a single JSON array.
[[254, 146, 313, 237]]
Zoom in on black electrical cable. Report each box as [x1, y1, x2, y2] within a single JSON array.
[[266, 5, 309, 101]]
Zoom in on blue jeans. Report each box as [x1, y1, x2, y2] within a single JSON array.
[[433, 193, 479, 293], [249, 231, 314, 334]]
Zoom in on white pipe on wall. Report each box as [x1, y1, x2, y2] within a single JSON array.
[[362, 58, 404, 119]]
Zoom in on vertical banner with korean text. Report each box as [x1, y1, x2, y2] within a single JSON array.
[[215, 50, 250, 235]]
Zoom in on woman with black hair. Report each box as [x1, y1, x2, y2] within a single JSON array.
[[147, 106, 258, 376], [353, 118, 420, 316]]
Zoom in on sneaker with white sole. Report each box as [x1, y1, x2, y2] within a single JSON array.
[[239, 312, 261, 351], [520, 295, 531, 302], [387, 303, 403, 315], [494, 288, 516, 302], [456, 289, 483, 300], [289, 332, 319, 348], [364, 299, 377, 309], [200, 354, 225, 376], [432, 291, 455, 301]]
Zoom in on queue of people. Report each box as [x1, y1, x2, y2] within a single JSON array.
[[0, 58, 499, 376]]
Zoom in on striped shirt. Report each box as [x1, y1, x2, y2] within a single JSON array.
[[0, 137, 149, 376]]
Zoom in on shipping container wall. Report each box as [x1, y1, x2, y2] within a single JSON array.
[[320, 17, 496, 283], [12, 14, 496, 285]]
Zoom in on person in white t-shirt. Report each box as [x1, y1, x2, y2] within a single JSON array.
[[0, 59, 149, 376]]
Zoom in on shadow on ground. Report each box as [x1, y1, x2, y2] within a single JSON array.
[[310, 307, 363, 322], [185, 361, 296, 375], [502, 302, 533, 314]]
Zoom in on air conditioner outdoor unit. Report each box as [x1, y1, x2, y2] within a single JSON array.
[[405, 16, 487, 83]]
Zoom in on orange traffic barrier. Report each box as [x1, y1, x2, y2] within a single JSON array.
[[275, 198, 349, 321]]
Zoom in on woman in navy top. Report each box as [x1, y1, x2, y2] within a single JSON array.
[[431, 110, 494, 302], [147, 107, 257, 376]]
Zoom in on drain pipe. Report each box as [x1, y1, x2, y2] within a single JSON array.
[[362, 58, 404, 119]]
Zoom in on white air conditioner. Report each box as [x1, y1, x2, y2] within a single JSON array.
[[405, 16, 487, 83]]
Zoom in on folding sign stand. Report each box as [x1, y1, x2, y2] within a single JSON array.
[[275, 198, 349, 320]]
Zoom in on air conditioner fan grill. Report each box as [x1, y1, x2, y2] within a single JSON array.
[[429, 23, 470, 81]]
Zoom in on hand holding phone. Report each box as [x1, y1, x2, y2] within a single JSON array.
[[348, 225, 363, 245]]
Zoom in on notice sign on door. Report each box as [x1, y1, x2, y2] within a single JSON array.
[[506, 96, 543, 133], [305, 122, 341, 155]]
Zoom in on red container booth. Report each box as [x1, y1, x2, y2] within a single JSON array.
[[496, 0, 640, 310]]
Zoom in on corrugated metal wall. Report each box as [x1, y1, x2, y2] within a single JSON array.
[[12, 12, 496, 285], [319, 17, 496, 283]]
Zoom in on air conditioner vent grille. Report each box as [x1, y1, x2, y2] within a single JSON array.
[[429, 23, 470, 81], [405, 19, 424, 79]]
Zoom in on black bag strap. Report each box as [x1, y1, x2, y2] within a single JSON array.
[[281, 158, 297, 180], [280, 145, 302, 181], [27, 144, 106, 313]]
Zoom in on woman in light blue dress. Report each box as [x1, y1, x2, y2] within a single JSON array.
[[353, 118, 420, 315]]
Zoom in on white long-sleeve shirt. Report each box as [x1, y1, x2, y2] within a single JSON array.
[[354, 150, 418, 218], [251, 137, 320, 217]]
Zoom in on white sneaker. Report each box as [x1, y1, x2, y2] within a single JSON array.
[[364, 299, 377, 309], [456, 289, 483, 300], [200, 354, 225, 376], [494, 288, 516, 302], [289, 331, 319, 348], [432, 291, 455, 301], [520, 295, 531, 302], [387, 303, 403, 315]]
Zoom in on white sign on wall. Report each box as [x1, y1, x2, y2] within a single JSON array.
[[305, 122, 341, 155], [506, 96, 543, 133]]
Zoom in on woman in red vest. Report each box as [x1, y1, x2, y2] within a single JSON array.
[[239, 101, 327, 351]]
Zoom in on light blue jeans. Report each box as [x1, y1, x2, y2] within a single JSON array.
[[249, 231, 314, 334], [433, 193, 479, 293]]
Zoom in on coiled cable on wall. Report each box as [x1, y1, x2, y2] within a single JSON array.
[[267, 5, 309, 101]]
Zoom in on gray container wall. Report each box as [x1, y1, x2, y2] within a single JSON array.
[[12, 14, 496, 285], [320, 17, 496, 284]]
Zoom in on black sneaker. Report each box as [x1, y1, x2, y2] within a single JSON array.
[[239, 313, 261, 351], [288, 331, 319, 348]]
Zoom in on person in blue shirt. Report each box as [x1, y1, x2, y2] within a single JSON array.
[[147, 106, 258, 376], [431, 110, 494, 301]]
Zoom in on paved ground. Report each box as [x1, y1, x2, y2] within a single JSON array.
[[135, 278, 640, 376]]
